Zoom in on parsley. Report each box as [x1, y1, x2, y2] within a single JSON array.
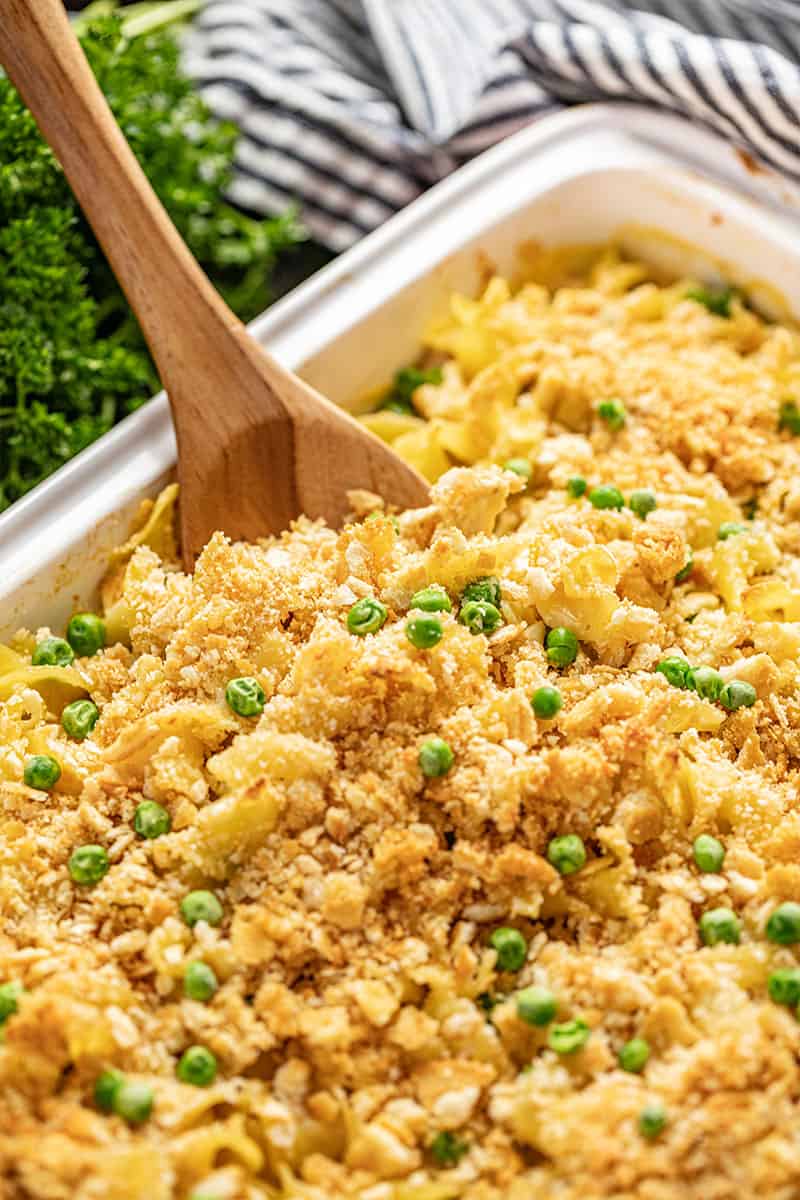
[[476, 992, 502, 1017], [779, 401, 800, 436], [0, 8, 303, 511], [430, 1131, 470, 1167]]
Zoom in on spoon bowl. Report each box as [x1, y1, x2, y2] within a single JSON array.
[[0, 0, 429, 566]]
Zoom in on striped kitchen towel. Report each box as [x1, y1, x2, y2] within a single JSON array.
[[182, 0, 800, 251]]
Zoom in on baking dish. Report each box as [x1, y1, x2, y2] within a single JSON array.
[[3, 101, 800, 638]]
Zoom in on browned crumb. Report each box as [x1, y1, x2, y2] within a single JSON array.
[[3, 255, 800, 1199]]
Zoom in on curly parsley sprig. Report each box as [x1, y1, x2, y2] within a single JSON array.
[[0, 7, 303, 510]]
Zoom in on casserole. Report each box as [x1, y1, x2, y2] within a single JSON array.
[[4, 103, 800, 639], [4, 104, 800, 1200]]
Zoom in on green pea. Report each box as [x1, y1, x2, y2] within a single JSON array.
[[225, 676, 265, 717], [429, 1130, 469, 1167], [458, 600, 502, 636], [719, 680, 756, 712], [768, 967, 800, 1006], [409, 584, 452, 613], [31, 636, 74, 668], [23, 754, 61, 791], [629, 490, 657, 520], [547, 1018, 590, 1055], [346, 597, 388, 636], [638, 1102, 667, 1139], [0, 981, 23, 1024], [489, 927, 527, 972], [547, 834, 586, 876], [113, 1079, 154, 1125], [133, 801, 171, 839], [566, 477, 587, 499], [717, 522, 748, 541], [177, 1044, 217, 1087], [655, 657, 691, 689], [766, 902, 800, 945], [503, 458, 532, 483], [66, 613, 106, 658], [686, 284, 733, 317], [588, 485, 624, 511], [699, 907, 740, 946], [597, 398, 626, 431], [184, 961, 219, 1003], [94, 1068, 125, 1112], [393, 365, 443, 400], [68, 844, 109, 886], [406, 614, 443, 649], [531, 685, 562, 719], [618, 1037, 650, 1073], [545, 627, 578, 668], [693, 834, 725, 873], [61, 699, 100, 740], [675, 552, 694, 583], [461, 577, 501, 608], [418, 737, 454, 778], [181, 890, 223, 928], [383, 396, 416, 416], [779, 400, 800, 435], [688, 666, 723, 702], [516, 986, 557, 1027]]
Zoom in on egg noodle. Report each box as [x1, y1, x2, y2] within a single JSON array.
[[3, 248, 800, 1199]]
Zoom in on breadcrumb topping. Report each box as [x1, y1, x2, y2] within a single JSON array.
[[3, 253, 800, 1199]]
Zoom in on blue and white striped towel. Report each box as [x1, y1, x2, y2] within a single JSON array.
[[182, 0, 800, 251]]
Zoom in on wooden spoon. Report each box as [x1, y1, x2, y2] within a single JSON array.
[[0, 0, 429, 567]]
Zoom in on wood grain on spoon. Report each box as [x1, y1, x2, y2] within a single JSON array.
[[0, 0, 429, 566]]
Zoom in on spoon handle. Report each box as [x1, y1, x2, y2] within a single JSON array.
[[0, 0, 242, 374], [0, 0, 430, 564]]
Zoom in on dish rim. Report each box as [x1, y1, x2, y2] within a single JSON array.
[[4, 101, 800, 638]]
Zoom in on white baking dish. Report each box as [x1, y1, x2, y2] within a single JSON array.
[[4, 102, 800, 638]]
